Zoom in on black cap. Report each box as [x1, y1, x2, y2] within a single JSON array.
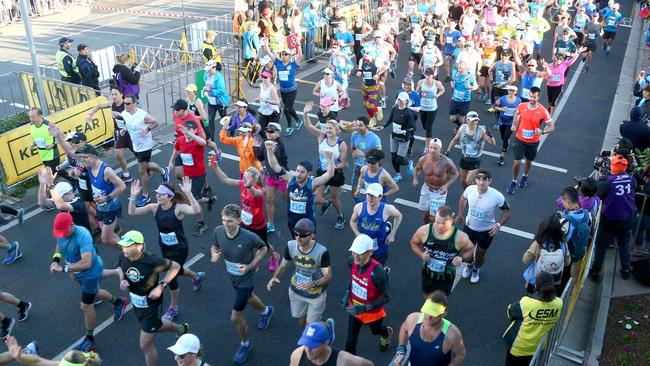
[[58, 37, 73, 45], [77, 43, 88, 51], [293, 218, 315, 235], [171, 99, 189, 110], [365, 148, 385, 163], [425, 67, 435, 76], [298, 160, 313, 172], [184, 120, 198, 129], [77, 144, 98, 156], [69, 132, 87, 143]]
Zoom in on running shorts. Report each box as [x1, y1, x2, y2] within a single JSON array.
[[463, 225, 495, 250], [513, 139, 539, 161]]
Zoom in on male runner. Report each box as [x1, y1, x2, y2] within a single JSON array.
[[601, 3, 621, 58], [413, 139, 459, 224], [290, 321, 373, 366], [0, 292, 30, 340], [350, 117, 382, 199], [355, 149, 399, 201]]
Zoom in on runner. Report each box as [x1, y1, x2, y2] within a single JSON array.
[[457, 169, 512, 284], [350, 116, 382, 199], [374, 92, 415, 183], [448, 62, 478, 130], [488, 49, 516, 120], [267, 218, 332, 327], [494, 85, 522, 166], [507, 86, 554, 195], [253, 122, 288, 233], [445, 111, 496, 188], [264, 43, 303, 136], [127, 177, 207, 321], [0, 206, 23, 265], [416, 68, 445, 153], [351, 14, 373, 66], [601, 2, 621, 58], [256, 69, 282, 131], [50, 212, 128, 351], [290, 321, 373, 366], [329, 43, 354, 110], [413, 139, 459, 224], [391, 291, 466, 366], [357, 52, 381, 121], [581, 12, 603, 72], [409, 206, 475, 296], [210, 204, 275, 365], [517, 59, 544, 103], [28, 107, 59, 172], [3, 336, 97, 365], [342, 234, 393, 355], [227, 100, 259, 136], [356, 149, 399, 202], [37, 168, 91, 233], [442, 21, 462, 82], [220, 119, 263, 175], [116, 230, 189, 366], [543, 52, 583, 117], [121, 95, 170, 207], [396, 77, 421, 157], [350, 183, 403, 267], [313, 68, 344, 119], [167, 333, 212, 366], [303, 101, 348, 230], [418, 35, 444, 79], [0, 292, 30, 340]]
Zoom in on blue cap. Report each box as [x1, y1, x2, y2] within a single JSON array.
[[297, 322, 329, 349], [298, 160, 313, 172], [58, 36, 73, 45]]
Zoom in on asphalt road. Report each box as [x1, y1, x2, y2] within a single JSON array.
[[0, 2, 632, 366]]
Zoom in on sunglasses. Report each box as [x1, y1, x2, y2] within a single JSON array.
[[294, 231, 311, 238], [527, 64, 535, 67], [124, 102, 133, 105], [174, 108, 184, 112], [261, 76, 269, 79], [265, 129, 277, 133], [476, 175, 490, 181]]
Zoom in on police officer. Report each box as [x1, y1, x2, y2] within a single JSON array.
[[56, 36, 81, 84], [76, 43, 100, 95]]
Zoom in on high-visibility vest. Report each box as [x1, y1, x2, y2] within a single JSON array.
[[201, 42, 221, 63], [55, 50, 79, 77]]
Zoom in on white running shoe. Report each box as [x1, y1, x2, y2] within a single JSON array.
[[470, 268, 480, 284], [461, 263, 473, 279]]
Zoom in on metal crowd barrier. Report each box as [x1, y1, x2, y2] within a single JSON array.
[[0, 72, 31, 120], [185, 13, 238, 53]]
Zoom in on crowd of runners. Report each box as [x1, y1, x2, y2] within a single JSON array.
[[0, 0, 644, 365]]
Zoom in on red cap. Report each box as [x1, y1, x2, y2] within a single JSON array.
[[53, 212, 74, 238]]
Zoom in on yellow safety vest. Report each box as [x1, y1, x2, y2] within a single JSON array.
[[201, 42, 221, 63], [55, 50, 79, 78], [30, 122, 56, 161]]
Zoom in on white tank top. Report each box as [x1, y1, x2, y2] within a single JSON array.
[[319, 80, 340, 112], [420, 80, 438, 112], [122, 108, 154, 152], [318, 137, 341, 171], [258, 84, 279, 115]]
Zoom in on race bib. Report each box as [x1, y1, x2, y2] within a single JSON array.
[[159, 232, 179, 246], [469, 208, 487, 220], [34, 138, 46, 148], [421, 97, 434, 108], [372, 238, 379, 251], [180, 153, 194, 166], [607, 19, 615, 26], [453, 89, 466, 101], [225, 260, 243, 276], [115, 118, 126, 130], [278, 70, 289, 81], [91, 186, 107, 206], [363, 71, 372, 80], [355, 33, 363, 41], [129, 293, 149, 309], [483, 59, 491, 66], [392, 123, 405, 134], [78, 179, 88, 191], [504, 107, 516, 117], [289, 199, 307, 214], [429, 193, 446, 215], [557, 47, 567, 55], [241, 209, 253, 226], [351, 280, 367, 300], [465, 145, 478, 156], [446, 36, 454, 44], [294, 272, 312, 284], [550, 74, 561, 82], [521, 88, 531, 99], [522, 129, 535, 139], [427, 258, 446, 273], [588, 33, 596, 40]]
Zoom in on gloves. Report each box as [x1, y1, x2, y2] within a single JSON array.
[[339, 290, 350, 308], [345, 304, 370, 316]]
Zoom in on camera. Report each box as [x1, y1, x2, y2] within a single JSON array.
[[593, 150, 611, 175]]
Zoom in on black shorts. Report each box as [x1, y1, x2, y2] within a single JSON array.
[[134, 149, 152, 163], [585, 42, 598, 52], [463, 225, 495, 250], [189, 174, 206, 200], [546, 85, 562, 107], [421, 272, 455, 296], [114, 131, 132, 150], [233, 285, 254, 312], [133, 299, 163, 333], [603, 30, 616, 40], [409, 52, 422, 64], [43, 157, 60, 171], [459, 156, 481, 170], [96, 206, 122, 225], [448, 100, 470, 116], [513, 139, 539, 161], [479, 65, 490, 77], [317, 168, 345, 187], [174, 155, 183, 167], [160, 246, 189, 266]]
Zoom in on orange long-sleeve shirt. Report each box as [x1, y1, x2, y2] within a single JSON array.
[[219, 130, 262, 173]]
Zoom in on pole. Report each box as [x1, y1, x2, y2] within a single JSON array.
[[19, 0, 48, 115]]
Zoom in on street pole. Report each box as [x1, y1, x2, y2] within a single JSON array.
[[19, 0, 49, 115]]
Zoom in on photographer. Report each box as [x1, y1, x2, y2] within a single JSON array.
[[589, 153, 637, 281], [620, 106, 650, 151]]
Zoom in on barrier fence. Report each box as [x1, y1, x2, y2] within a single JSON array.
[[0, 0, 91, 26]]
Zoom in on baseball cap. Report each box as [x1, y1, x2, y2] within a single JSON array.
[[184, 120, 198, 129], [54, 182, 74, 197], [204, 60, 217, 71], [466, 111, 480, 121], [322, 67, 333, 75], [67, 132, 87, 143], [77, 144, 98, 156], [238, 122, 253, 133], [365, 149, 385, 163], [168, 334, 200, 355], [320, 97, 335, 107], [266, 122, 282, 133], [77, 43, 88, 52], [298, 160, 313, 172], [610, 155, 628, 174], [366, 183, 383, 197], [53, 212, 74, 238], [117, 230, 145, 247], [261, 70, 273, 78], [425, 67, 435, 76], [280, 48, 294, 55], [235, 100, 248, 108], [397, 92, 410, 101], [402, 76, 413, 85], [297, 322, 329, 349], [349, 234, 374, 254], [185, 84, 198, 93], [426, 34, 436, 41], [58, 36, 73, 45], [293, 218, 315, 235], [171, 99, 189, 110], [421, 299, 446, 317], [431, 138, 443, 149]]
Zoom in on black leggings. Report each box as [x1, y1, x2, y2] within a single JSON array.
[[345, 315, 389, 355], [419, 110, 437, 138], [281, 90, 301, 127], [160, 246, 188, 291], [208, 104, 227, 141], [259, 112, 280, 131], [0, 205, 19, 216], [491, 87, 508, 121], [499, 124, 513, 152], [391, 152, 409, 175]]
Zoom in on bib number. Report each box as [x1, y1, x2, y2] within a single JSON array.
[[278, 70, 289, 81], [522, 129, 535, 139], [289, 199, 307, 214], [363, 71, 372, 80], [372, 238, 379, 251], [180, 153, 194, 166], [130, 293, 148, 309], [465, 145, 478, 156], [241, 209, 253, 226], [78, 179, 88, 190], [392, 123, 405, 134], [446, 36, 454, 44], [522, 88, 531, 99], [427, 258, 446, 273], [351, 280, 367, 300], [607, 20, 615, 27], [429, 194, 446, 216], [294, 272, 312, 284], [504, 107, 516, 117], [551, 74, 561, 82], [34, 138, 46, 148], [615, 183, 631, 196], [159, 232, 179, 246], [588, 33, 596, 40], [355, 33, 363, 41], [421, 97, 434, 108], [453, 89, 466, 101], [225, 260, 243, 276]]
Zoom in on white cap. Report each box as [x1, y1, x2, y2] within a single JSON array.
[[259, 55, 272, 65], [466, 111, 480, 121], [167, 333, 200, 355], [431, 138, 443, 148], [397, 92, 410, 101], [204, 60, 217, 71], [54, 182, 74, 196], [504, 85, 518, 91], [366, 183, 383, 197], [235, 100, 248, 107], [238, 122, 253, 133], [349, 234, 374, 254]]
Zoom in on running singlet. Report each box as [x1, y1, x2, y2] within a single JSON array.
[[318, 138, 342, 171], [298, 348, 340, 366], [348, 259, 386, 323], [498, 96, 522, 125], [239, 181, 266, 230], [520, 72, 542, 100], [603, 10, 621, 33], [493, 61, 513, 84], [288, 176, 315, 224], [286, 240, 329, 298], [515, 103, 551, 143], [274, 59, 298, 92], [88, 162, 119, 212], [420, 80, 438, 111], [358, 201, 388, 255], [118, 252, 171, 308], [122, 108, 154, 153], [504, 296, 563, 357], [319, 80, 341, 112], [363, 168, 388, 198], [451, 72, 476, 102], [459, 125, 485, 158], [361, 62, 378, 86], [408, 315, 453, 366], [155, 203, 188, 249], [112, 102, 126, 130], [422, 226, 460, 279]]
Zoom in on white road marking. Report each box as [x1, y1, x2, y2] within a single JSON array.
[[0, 98, 29, 110]]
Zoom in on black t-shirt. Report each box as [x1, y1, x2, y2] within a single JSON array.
[[119, 252, 171, 296], [318, 110, 339, 125], [69, 199, 91, 232]]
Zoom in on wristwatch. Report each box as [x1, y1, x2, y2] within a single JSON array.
[[158, 280, 168, 288]]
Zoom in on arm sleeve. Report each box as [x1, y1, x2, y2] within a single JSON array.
[[368, 265, 390, 309], [507, 301, 523, 320], [320, 250, 331, 267]]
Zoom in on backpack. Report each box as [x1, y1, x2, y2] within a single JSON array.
[[535, 239, 565, 277], [564, 211, 591, 262], [113, 70, 140, 97]]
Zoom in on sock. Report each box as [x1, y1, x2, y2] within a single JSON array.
[[198, 221, 205, 225], [512, 180, 517, 183], [17, 301, 27, 310], [241, 340, 250, 346], [86, 330, 95, 341], [109, 296, 117, 305], [262, 306, 269, 315], [522, 174, 527, 177], [6, 242, 14, 252]]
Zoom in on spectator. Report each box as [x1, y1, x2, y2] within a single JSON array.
[[620, 106, 650, 151], [202, 61, 230, 139], [76, 43, 100, 95], [112, 53, 141, 100], [303, 1, 321, 63]]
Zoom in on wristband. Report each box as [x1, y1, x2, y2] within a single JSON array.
[[396, 344, 407, 356], [496, 223, 502, 228], [64, 264, 69, 273], [128, 197, 136, 202], [52, 253, 62, 263]]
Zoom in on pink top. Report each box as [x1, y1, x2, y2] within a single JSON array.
[[546, 55, 578, 87]]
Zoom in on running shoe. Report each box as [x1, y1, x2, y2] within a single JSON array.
[[493, 122, 499, 130], [162, 167, 170, 183], [257, 305, 274, 330], [283, 127, 295, 137], [121, 174, 133, 184], [379, 326, 393, 352], [193, 222, 208, 236], [0, 318, 15, 340], [320, 200, 332, 215], [207, 196, 216, 211], [192, 272, 206, 291], [16, 301, 32, 322], [585, 66, 590, 73], [390, 68, 395, 79], [334, 215, 345, 230], [177, 322, 189, 337], [462, 263, 472, 279], [295, 119, 304, 130], [497, 156, 505, 166], [620, 268, 631, 280], [3, 242, 22, 265], [17, 208, 24, 225], [233, 342, 252, 365], [326, 318, 335, 346], [507, 181, 517, 195], [135, 194, 151, 207], [518, 175, 528, 188], [163, 306, 180, 321], [487, 107, 495, 113], [113, 297, 128, 322], [268, 252, 280, 272], [267, 223, 276, 233], [73, 337, 95, 352], [470, 268, 480, 284], [380, 97, 387, 109], [407, 160, 414, 176], [478, 92, 485, 102], [201, 185, 213, 199], [23, 341, 38, 355], [392, 173, 403, 183]]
